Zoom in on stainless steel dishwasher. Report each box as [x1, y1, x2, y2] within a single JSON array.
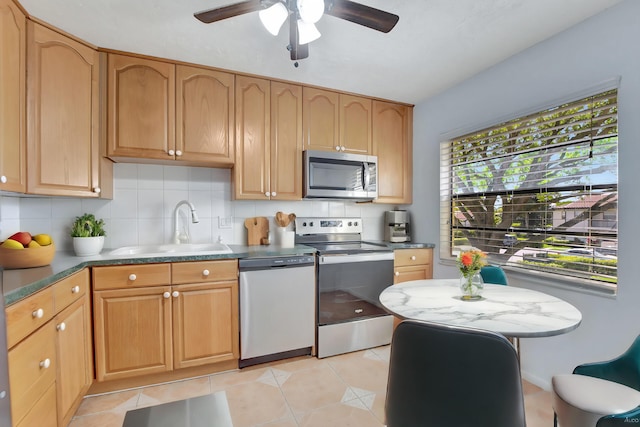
[[239, 255, 315, 368]]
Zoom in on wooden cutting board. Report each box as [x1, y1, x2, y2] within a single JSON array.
[[244, 217, 269, 245]]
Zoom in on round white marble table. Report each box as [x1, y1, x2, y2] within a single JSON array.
[[379, 279, 582, 338]]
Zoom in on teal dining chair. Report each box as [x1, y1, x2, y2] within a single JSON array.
[[552, 334, 640, 427], [480, 264, 508, 285]]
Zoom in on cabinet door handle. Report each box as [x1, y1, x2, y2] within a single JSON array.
[[93, 187, 101, 194], [411, 256, 416, 261], [271, 192, 276, 197], [71, 285, 80, 294], [175, 150, 182, 156], [335, 146, 341, 151], [40, 358, 51, 369], [172, 291, 179, 298], [265, 192, 270, 197], [163, 292, 170, 299], [129, 274, 137, 281], [341, 146, 346, 151], [0, 176, 6, 183], [32, 308, 44, 319], [168, 149, 175, 156], [57, 322, 66, 331], [395, 271, 400, 276], [202, 269, 210, 277]]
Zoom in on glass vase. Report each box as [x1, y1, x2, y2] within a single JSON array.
[[459, 270, 484, 301]]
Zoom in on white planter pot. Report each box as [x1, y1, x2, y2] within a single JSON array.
[[73, 236, 105, 257]]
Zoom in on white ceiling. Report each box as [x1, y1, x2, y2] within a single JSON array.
[[19, 0, 621, 105]]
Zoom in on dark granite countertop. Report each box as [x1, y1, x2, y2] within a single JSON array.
[[2, 241, 435, 306]]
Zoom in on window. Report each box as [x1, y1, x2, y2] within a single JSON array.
[[440, 89, 618, 291]]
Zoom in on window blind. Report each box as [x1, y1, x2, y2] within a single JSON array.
[[440, 89, 618, 289]]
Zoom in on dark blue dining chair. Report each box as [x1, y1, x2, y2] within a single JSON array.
[[552, 334, 640, 427], [480, 264, 508, 285]]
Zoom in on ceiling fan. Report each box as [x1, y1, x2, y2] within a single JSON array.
[[194, 0, 399, 66]]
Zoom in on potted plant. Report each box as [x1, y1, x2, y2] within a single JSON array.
[[71, 213, 106, 256]]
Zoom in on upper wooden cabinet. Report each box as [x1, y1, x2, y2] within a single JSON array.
[[176, 65, 234, 165], [303, 87, 372, 154], [107, 54, 234, 167], [0, 0, 26, 193], [234, 76, 302, 200], [26, 22, 102, 197], [373, 101, 413, 204]]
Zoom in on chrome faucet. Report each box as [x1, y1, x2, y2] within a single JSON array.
[[173, 200, 199, 244]]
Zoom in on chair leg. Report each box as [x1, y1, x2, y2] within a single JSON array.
[[554, 412, 558, 427]]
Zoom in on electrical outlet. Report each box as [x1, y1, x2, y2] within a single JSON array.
[[218, 216, 232, 229]]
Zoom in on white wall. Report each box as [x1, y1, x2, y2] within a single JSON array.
[[412, 0, 640, 389], [0, 163, 396, 252]]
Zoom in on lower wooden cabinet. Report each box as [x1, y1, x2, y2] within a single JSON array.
[[93, 260, 239, 382], [394, 248, 433, 284]]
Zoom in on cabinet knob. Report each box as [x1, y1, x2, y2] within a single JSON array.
[[0, 176, 7, 183], [411, 256, 416, 261], [57, 322, 66, 331], [32, 308, 44, 319], [335, 146, 341, 151], [128, 274, 137, 281], [93, 187, 101, 194], [163, 291, 170, 299], [271, 192, 276, 197], [202, 269, 210, 277], [265, 192, 270, 197], [71, 285, 80, 294], [168, 149, 175, 156], [341, 146, 346, 151], [175, 150, 182, 156], [40, 358, 51, 369], [395, 271, 400, 276], [172, 291, 179, 298]]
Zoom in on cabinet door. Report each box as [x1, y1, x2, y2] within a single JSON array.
[[234, 75, 270, 199], [55, 295, 92, 427], [172, 281, 239, 369], [15, 383, 56, 427], [176, 65, 234, 166], [394, 265, 431, 284], [303, 87, 339, 152], [373, 101, 413, 204], [270, 81, 303, 200], [0, 0, 26, 193], [340, 94, 372, 154], [107, 54, 175, 161], [26, 22, 100, 197], [93, 286, 172, 381]]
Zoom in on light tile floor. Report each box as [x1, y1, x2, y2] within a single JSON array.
[[69, 346, 554, 427]]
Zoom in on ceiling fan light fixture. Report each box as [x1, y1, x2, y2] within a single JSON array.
[[259, 1, 288, 36], [297, 0, 325, 24], [297, 19, 321, 44]]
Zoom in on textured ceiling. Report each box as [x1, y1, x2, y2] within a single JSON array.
[[18, 0, 622, 104]]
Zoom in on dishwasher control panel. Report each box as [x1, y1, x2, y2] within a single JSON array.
[[239, 255, 315, 270]]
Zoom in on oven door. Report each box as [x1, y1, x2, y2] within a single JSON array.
[[317, 252, 394, 326]]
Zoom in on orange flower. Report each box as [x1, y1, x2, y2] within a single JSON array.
[[460, 252, 473, 267]]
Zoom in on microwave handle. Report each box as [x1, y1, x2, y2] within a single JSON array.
[[363, 162, 371, 190]]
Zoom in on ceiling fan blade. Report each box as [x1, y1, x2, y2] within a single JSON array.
[[194, 0, 273, 24], [289, 17, 309, 61], [325, 0, 399, 33]]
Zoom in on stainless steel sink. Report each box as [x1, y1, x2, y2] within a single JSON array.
[[108, 242, 233, 257]]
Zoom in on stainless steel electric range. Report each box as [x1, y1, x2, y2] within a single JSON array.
[[295, 217, 394, 358]]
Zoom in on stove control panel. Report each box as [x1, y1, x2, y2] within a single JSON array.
[[295, 217, 362, 235]]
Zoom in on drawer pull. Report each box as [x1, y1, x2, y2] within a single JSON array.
[[163, 292, 170, 299], [71, 285, 80, 293], [411, 256, 416, 261], [32, 308, 44, 319], [40, 358, 51, 369], [57, 322, 66, 331], [395, 271, 400, 276], [172, 291, 180, 298], [129, 274, 137, 281], [202, 269, 210, 277]]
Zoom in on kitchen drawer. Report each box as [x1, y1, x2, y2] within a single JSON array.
[[172, 260, 238, 284], [52, 268, 89, 312], [5, 286, 55, 348], [8, 321, 56, 425], [15, 382, 57, 427], [93, 263, 171, 290], [394, 248, 433, 267]]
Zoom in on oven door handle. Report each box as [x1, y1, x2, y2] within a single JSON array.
[[319, 252, 394, 264]]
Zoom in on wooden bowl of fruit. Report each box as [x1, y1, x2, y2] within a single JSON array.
[[0, 232, 55, 269]]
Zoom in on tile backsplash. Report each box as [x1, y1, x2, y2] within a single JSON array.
[[0, 163, 396, 252]]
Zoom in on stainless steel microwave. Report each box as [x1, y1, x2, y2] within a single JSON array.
[[303, 150, 378, 200]]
